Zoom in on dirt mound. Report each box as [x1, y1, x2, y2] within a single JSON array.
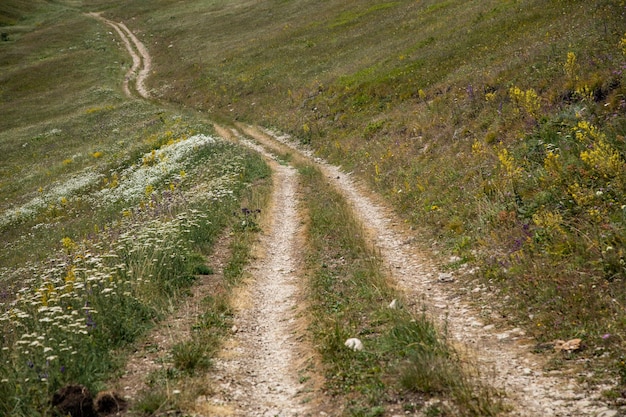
[[52, 385, 96, 417]]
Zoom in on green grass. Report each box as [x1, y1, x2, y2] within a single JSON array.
[[130, 179, 271, 415], [0, 2, 272, 414], [4, 0, 626, 412]]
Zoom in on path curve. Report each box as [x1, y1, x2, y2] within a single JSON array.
[[87, 12, 151, 99], [237, 124, 615, 417]]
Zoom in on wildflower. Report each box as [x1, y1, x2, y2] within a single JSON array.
[[580, 139, 623, 178], [61, 237, 77, 253], [497, 147, 523, 179], [564, 51, 578, 80], [509, 86, 541, 118]]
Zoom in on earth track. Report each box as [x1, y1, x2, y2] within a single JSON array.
[[88, 12, 151, 99], [197, 156, 310, 416], [94, 13, 618, 417]]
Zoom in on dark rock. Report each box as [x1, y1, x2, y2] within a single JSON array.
[[51, 384, 96, 417], [94, 390, 127, 415]]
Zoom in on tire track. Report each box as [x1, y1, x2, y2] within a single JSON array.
[[87, 12, 151, 99], [198, 128, 311, 416]]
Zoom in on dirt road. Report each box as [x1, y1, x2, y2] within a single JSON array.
[[88, 12, 151, 99], [97, 14, 617, 417]]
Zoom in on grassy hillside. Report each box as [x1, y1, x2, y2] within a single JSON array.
[[0, 2, 271, 415], [3, 0, 626, 414], [94, 0, 626, 390]]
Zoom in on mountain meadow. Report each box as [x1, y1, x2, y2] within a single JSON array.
[[2, 0, 626, 416]]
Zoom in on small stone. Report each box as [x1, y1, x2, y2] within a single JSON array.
[[483, 324, 495, 331], [231, 325, 238, 333], [596, 409, 618, 417], [554, 338, 582, 352], [344, 338, 364, 351], [437, 272, 454, 283], [388, 299, 398, 309]]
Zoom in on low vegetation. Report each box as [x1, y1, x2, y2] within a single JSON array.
[[129, 183, 270, 416], [100, 0, 625, 392], [0, 3, 271, 414]]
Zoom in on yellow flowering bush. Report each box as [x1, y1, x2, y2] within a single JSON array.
[[509, 86, 541, 119], [580, 139, 624, 178]]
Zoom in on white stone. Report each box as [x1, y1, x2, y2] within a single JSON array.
[[344, 338, 364, 351]]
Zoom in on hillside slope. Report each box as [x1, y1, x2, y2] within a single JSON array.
[[2, 0, 626, 413], [97, 0, 626, 391]]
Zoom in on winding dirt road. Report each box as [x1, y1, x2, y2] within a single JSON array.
[[95, 13, 617, 417], [88, 12, 151, 99]]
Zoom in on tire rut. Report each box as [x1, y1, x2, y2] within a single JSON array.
[[198, 138, 311, 416], [87, 12, 151, 99]]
